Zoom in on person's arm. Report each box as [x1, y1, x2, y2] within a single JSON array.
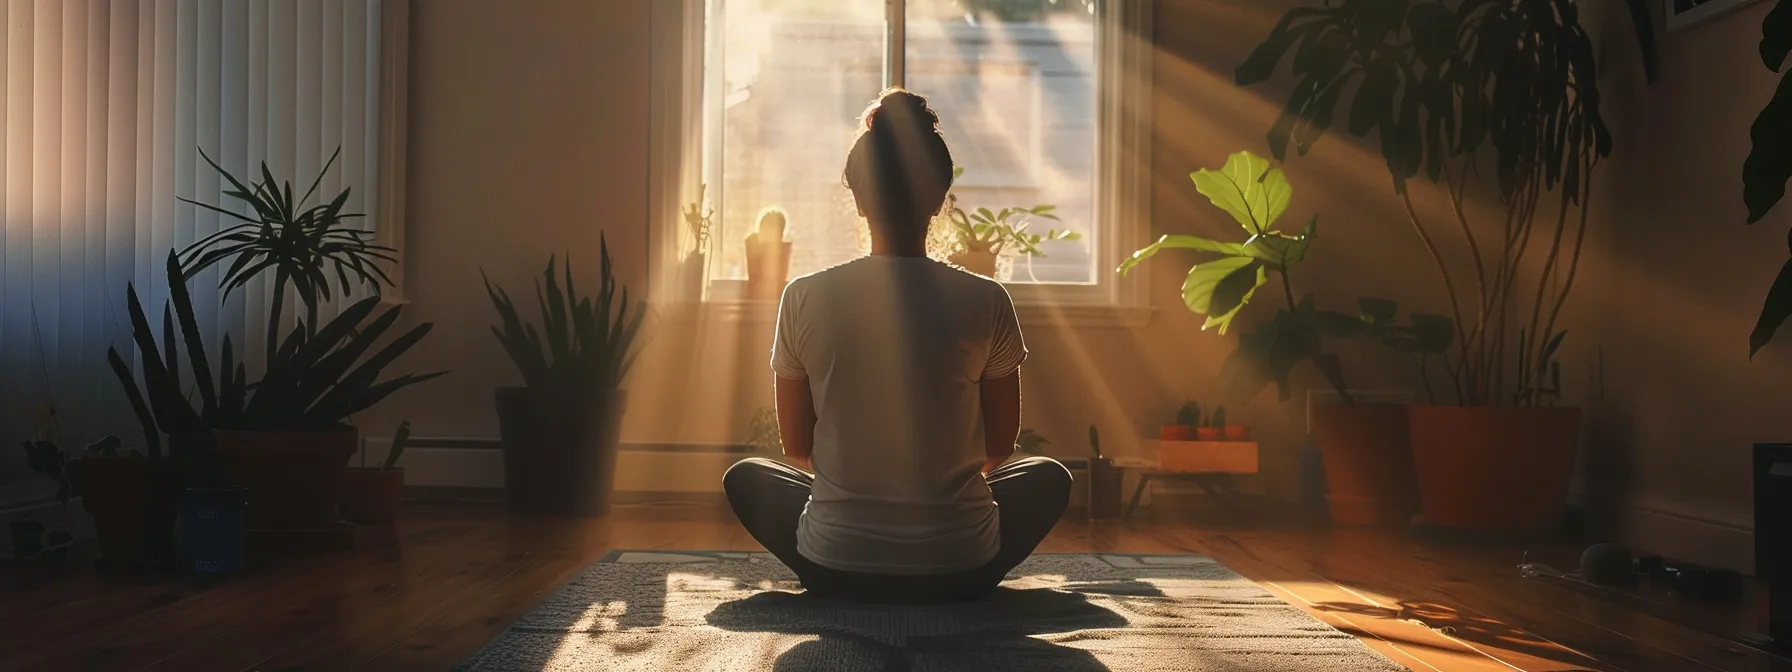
[[981, 284, 1029, 474], [980, 370, 1021, 474], [775, 375, 817, 471]]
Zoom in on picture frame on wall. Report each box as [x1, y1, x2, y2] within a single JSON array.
[[1666, 0, 1769, 32]]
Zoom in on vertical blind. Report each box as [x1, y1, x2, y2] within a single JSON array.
[[0, 0, 387, 482]]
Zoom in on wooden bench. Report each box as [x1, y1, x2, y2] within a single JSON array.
[[1124, 440, 1259, 519]]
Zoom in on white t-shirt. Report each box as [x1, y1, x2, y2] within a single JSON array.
[[770, 256, 1028, 575]]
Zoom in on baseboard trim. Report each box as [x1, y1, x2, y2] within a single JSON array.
[[1621, 499, 1755, 574]]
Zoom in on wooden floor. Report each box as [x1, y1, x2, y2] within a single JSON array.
[[2, 500, 1788, 672]]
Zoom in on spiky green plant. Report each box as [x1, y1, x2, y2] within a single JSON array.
[[230, 298, 445, 431], [107, 251, 249, 457], [1175, 402, 1201, 427], [177, 147, 397, 359], [483, 234, 648, 394], [1209, 407, 1228, 429]]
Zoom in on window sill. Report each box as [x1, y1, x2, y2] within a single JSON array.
[[664, 300, 1155, 329]]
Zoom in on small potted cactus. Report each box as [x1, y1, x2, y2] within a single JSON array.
[[745, 206, 793, 300], [1197, 407, 1225, 441], [340, 421, 411, 525], [1162, 402, 1198, 440]]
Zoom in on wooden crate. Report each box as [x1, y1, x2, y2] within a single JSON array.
[[1149, 439, 1259, 474]]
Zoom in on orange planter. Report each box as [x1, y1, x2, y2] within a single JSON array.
[[1222, 425, 1251, 441], [1407, 405, 1582, 532], [1312, 404, 1417, 527], [1160, 425, 1192, 440], [1194, 427, 1223, 441]]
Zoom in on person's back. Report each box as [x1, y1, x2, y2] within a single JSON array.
[[775, 257, 1022, 574], [722, 88, 1071, 604]]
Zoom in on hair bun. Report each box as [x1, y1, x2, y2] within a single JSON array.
[[866, 89, 938, 131]]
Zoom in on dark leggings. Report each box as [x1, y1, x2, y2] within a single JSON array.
[[722, 455, 1073, 604]]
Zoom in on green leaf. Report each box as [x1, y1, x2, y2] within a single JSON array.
[[1316, 310, 1368, 338], [1358, 297, 1398, 325], [1181, 256, 1266, 335], [1407, 3, 1458, 65], [1753, 257, 1792, 358], [1116, 234, 1247, 276], [1190, 151, 1291, 234], [1764, 0, 1792, 72], [1746, 73, 1792, 224]]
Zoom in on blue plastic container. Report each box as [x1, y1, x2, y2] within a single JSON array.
[[179, 487, 247, 574]]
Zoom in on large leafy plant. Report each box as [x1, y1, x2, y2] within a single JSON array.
[[1235, 0, 1608, 407], [229, 296, 445, 431], [178, 147, 396, 358], [484, 234, 648, 394], [1119, 151, 1456, 405], [1745, 1, 1792, 356]]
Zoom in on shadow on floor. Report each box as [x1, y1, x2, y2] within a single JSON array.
[[706, 585, 1137, 671], [1312, 599, 1603, 671]]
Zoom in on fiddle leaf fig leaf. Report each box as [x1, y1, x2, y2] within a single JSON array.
[[1191, 151, 1291, 234], [1116, 234, 1248, 275], [1183, 256, 1267, 335]]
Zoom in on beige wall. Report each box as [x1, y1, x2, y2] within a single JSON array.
[[373, 0, 1554, 498], [380, 0, 1777, 554], [1578, 1, 1789, 570]]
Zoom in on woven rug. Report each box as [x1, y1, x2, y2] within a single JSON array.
[[455, 550, 1406, 671]]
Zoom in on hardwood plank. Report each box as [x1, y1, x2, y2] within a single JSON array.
[[2, 502, 1786, 672]]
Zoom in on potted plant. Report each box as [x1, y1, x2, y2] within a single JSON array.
[[172, 148, 443, 539], [939, 168, 1079, 280], [1163, 403, 1198, 441], [22, 416, 181, 571], [107, 252, 251, 568], [485, 234, 648, 516], [1213, 407, 1251, 441], [342, 421, 412, 525], [745, 207, 793, 300], [682, 185, 715, 297], [1086, 426, 1123, 519], [746, 407, 782, 454], [1236, 0, 1612, 532], [1119, 150, 1444, 527], [1017, 428, 1051, 455]]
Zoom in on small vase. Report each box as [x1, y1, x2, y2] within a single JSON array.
[[1195, 427, 1223, 441], [1160, 425, 1193, 441]]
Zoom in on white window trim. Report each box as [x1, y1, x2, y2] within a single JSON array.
[[646, 0, 1154, 328], [374, 0, 412, 309]]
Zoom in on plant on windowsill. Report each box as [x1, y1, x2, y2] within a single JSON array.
[[683, 184, 716, 297], [1234, 0, 1611, 532], [744, 207, 793, 301], [341, 421, 412, 525], [937, 167, 1080, 281], [484, 234, 649, 516], [1162, 402, 1199, 441], [164, 147, 442, 542]]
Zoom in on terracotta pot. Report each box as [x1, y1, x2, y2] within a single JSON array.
[[213, 429, 358, 531], [1407, 405, 1582, 532], [81, 456, 183, 569], [496, 387, 626, 516], [1312, 404, 1418, 527], [340, 468, 405, 525], [950, 249, 998, 278], [1160, 425, 1193, 441], [1195, 427, 1223, 441], [1223, 425, 1252, 441]]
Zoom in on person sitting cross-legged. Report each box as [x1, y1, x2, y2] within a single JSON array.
[[721, 88, 1073, 605]]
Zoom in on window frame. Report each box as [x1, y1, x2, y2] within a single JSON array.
[[646, 0, 1153, 327]]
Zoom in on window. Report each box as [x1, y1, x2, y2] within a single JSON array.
[[650, 0, 1151, 318]]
